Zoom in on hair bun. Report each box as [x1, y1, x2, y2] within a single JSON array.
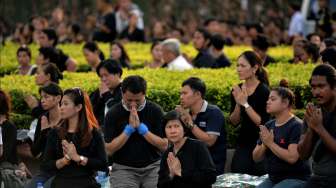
[[279, 78, 289, 88]]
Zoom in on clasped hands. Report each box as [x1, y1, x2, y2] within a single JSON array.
[[124, 105, 148, 136]]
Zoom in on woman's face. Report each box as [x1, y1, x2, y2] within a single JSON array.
[[192, 31, 206, 50], [35, 67, 50, 86], [266, 91, 288, 114], [83, 48, 98, 65], [36, 53, 46, 66], [40, 91, 59, 111], [111, 44, 122, 60], [17, 51, 31, 66], [236, 56, 256, 80], [60, 95, 81, 120], [293, 47, 309, 64], [165, 119, 184, 144], [151, 44, 163, 61]]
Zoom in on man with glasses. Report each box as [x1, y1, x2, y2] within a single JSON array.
[[104, 75, 167, 188]]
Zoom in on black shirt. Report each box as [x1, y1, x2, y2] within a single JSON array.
[[187, 101, 227, 175], [42, 128, 107, 187], [104, 100, 164, 167], [0, 120, 18, 164], [158, 138, 217, 188], [192, 49, 216, 68], [231, 82, 270, 147], [212, 54, 231, 68], [263, 55, 276, 67], [120, 27, 145, 42], [31, 112, 51, 158], [93, 12, 117, 42], [257, 117, 311, 183], [90, 84, 122, 127]]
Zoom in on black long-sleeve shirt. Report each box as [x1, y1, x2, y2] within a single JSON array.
[[90, 84, 122, 127], [42, 128, 107, 186], [30, 112, 55, 158], [0, 120, 18, 164], [104, 100, 164, 167], [158, 138, 217, 188]]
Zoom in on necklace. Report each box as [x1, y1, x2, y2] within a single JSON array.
[[275, 114, 294, 127]]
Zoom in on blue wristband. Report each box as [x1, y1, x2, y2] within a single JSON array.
[[124, 124, 136, 136], [137, 123, 149, 135]]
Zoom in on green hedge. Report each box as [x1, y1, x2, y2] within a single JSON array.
[[1, 42, 293, 75]]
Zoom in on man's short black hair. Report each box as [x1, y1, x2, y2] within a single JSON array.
[[42, 28, 58, 46], [320, 47, 336, 69], [121, 75, 147, 94], [211, 34, 225, 50], [252, 34, 270, 51], [182, 77, 206, 99], [96, 59, 123, 77], [310, 64, 336, 89]]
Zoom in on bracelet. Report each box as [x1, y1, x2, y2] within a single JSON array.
[[138, 123, 149, 135], [124, 124, 136, 136], [187, 122, 195, 130]]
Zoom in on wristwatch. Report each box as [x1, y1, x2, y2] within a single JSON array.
[[242, 102, 250, 109]]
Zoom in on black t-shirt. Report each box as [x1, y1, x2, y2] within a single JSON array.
[[0, 120, 18, 164], [90, 84, 122, 127], [158, 138, 217, 188], [231, 82, 270, 147], [103, 100, 164, 167], [212, 54, 231, 68], [192, 49, 216, 68], [187, 101, 226, 175], [263, 55, 276, 67], [41, 128, 107, 186], [31, 112, 51, 158], [93, 12, 117, 42], [257, 117, 311, 183]]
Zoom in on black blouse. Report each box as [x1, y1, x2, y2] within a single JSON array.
[[0, 120, 18, 164], [158, 138, 217, 188]]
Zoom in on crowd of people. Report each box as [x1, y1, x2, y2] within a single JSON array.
[[2, 0, 336, 188]]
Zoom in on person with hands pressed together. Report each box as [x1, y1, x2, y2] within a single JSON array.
[[104, 75, 167, 188], [229, 51, 270, 175], [298, 64, 336, 188], [176, 77, 226, 175], [41, 88, 107, 188], [253, 87, 310, 188], [158, 110, 217, 188]]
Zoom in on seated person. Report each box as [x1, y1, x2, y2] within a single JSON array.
[[292, 40, 319, 64], [158, 110, 217, 188], [41, 88, 107, 188], [210, 34, 231, 68], [161, 38, 193, 71], [192, 28, 216, 68], [110, 41, 131, 68], [252, 34, 276, 66], [90, 60, 122, 127], [16, 46, 37, 75], [25, 83, 63, 188], [82, 41, 105, 72], [146, 41, 164, 68], [119, 10, 145, 42], [253, 87, 311, 188]]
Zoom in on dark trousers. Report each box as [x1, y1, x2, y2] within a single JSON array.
[[231, 145, 266, 176], [303, 175, 336, 188]]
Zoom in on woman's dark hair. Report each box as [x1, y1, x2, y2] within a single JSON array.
[[71, 23, 81, 35], [162, 110, 187, 137], [195, 28, 212, 48], [150, 41, 161, 52], [320, 47, 336, 69], [302, 42, 320, 63], [41, 28, 58, 46], [96, 59, 123, 77], [39, 82, 63, 96], [17, 46, 31, 57], [182, 77, 206, 99], [58, 88, 98, 147], [239, 51, 270, 86], [211, 34, 225, 50], [271, 87, 295, 108], [38, 47, 60, 64], [252, 34, 270, 51], [121, 75, 147, 94], [110, 41, 131, 68], [0, 90, 11, 119], [40, 63, 63, 84], [323, 38, 336, 48], [310, 64, 336, 89], [83, 41, 105, 61]]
